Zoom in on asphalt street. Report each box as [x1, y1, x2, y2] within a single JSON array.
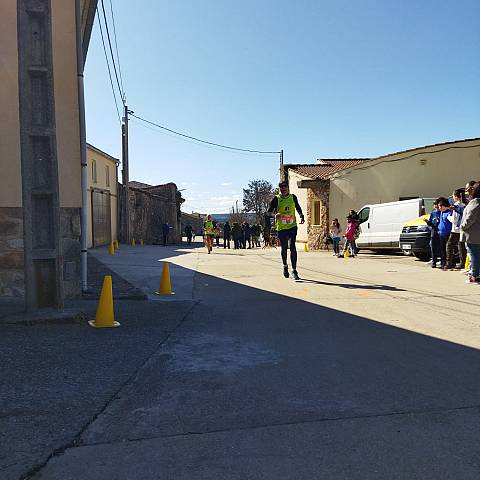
[[2, 242, 480, 479]]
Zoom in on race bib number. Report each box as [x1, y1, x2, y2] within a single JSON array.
[[280, 214, 294, 225]]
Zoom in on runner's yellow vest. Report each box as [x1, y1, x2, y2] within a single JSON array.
[[275, 194, 297, 231], [204, 220, 215, 235]]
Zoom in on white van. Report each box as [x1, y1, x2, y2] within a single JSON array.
[[356, 198, 434, 251]]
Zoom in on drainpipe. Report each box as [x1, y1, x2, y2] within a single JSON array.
[[76, 0, 88, 292]]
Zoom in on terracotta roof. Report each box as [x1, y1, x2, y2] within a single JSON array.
[[287, 159, 370, 179]]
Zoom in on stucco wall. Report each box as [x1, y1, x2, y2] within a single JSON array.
[[0, 1, 22, 208], [329, 141, 480, 223], [287, 170, 309, 243], [87, 146, 118, 248], [0, 1, 82, 209]]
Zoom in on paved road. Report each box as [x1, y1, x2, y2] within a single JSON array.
[[5, 244, 480, 479]]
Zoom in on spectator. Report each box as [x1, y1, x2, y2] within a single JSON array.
[[460, 182, 480, 284], [338, 216, 357, 258], [232, 222, 242, 249], [446, 189, 466, 270], [424, 200, 440, 268], [223, 221, 231, 249], [185, 224, 193, 245], [329, 219, 342, 256], [162, 222, 171, 247], [437, 197, 452, 270], [243, 222, 251, 249], [465, 180, 477, 204]]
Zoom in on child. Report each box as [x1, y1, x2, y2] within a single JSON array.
[[338, 216, 357, 258], [437, 197, 452, 270], [424, 200, 440, 268], [329, 219, 342, 256]]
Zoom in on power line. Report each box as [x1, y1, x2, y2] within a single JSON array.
[[97, 8, 121, 123], [130, 113, 281, 154], [100, 0, 124, 103], [108, 0, 125, 99]]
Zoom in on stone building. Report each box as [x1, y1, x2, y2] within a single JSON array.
[[87, 144, 119, 248], [284, 160, 368, 249], [284, 138, 480, 250], [180, 212, 205, 238], [0, 0, 97, 303], [119, 182, 184, 244]]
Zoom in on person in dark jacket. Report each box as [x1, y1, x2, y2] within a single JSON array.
[[243, 222, 252, 249], [425, 200, 441, 268], [223, 221, 231, 249], [437, 197, 452, 269], [162, 222, 171, 246], [185, 224, 193, 245], [232, 222, 242, 249]]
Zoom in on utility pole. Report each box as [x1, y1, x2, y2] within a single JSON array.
[[279, 149, 284, 181], [122, 105, 131, 243]]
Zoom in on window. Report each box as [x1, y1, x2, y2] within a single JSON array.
[[92, 159, 97, 183], [105, 165, 110, 187], [358, 207, 370, 224], [313, 200, 321, 225]]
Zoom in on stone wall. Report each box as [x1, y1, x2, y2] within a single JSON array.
[[0, 207, 81, 299], [306, 181, 330, 250], [0, 208, 24, 297], [119, 184, 182, 244]]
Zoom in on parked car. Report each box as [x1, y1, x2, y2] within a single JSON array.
[[399, 215, 431, 260], [356, 198, 435, 252]]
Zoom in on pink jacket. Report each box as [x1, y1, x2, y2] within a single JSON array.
[[344, 222, 357, 240]]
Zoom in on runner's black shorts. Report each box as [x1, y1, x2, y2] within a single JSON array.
[[277, 227, 297, 245]]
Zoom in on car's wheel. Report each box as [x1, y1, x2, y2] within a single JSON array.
[[413, 251, 430, 261]]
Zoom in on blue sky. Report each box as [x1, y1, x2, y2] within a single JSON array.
[[84, 0, 480, 214]]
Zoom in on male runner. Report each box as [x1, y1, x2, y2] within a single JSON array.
[[268, 181, 305, 280], [203, 214, 215, 254]]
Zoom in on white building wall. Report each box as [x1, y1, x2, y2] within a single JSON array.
[[329, 140, 480, 223], [287, 170, 310, 243]]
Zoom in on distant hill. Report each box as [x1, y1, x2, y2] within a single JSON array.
[[212, 213, 257, 223]]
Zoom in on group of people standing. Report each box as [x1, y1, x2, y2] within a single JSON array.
[[425, 180, 480, 284], [328, 210, 360, 258], [222, 221, 263, 250]]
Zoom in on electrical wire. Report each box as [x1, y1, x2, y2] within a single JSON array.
[[97, 8, 121, 123], [130, 113, 281, 154], [108, 0, 125, 100], [100, 0, 124, 103]]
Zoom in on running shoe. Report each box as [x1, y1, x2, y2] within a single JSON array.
[[292, 270, 300, 281], [283, 266, 289, 278]]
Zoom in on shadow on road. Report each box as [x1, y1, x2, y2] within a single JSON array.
[[2, 254, 480, 480]]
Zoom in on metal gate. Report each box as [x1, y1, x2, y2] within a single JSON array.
[[91, 190, 112, 247]]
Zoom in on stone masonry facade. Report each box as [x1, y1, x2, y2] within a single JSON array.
[[306, 180, 330, 250], [0, 207, 81, 299], [0, 208, 24, 297]]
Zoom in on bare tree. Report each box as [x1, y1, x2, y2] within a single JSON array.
[[243, 179, 275, 224]]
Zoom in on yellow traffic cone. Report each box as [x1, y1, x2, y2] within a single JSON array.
[[140, 239, 144, 246], [114, 239, 119, 251], [156, 262, 174, 295], [108, 241, 115, 255], [131, 238, 135, 247], [345, 247, 350, 258], [88, 276, 120, 328], [465, 255, 470, 271], [304, 243, 309, 252]]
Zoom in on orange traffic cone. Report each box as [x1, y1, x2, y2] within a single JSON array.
[[155, 262, 174, 295], [88, 276, 120, 328]]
